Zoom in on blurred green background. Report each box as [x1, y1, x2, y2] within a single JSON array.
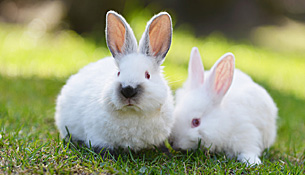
[[0, 0, 305, 173]]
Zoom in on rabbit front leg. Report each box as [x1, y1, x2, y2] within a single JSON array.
[[237, 152, 261, 166]]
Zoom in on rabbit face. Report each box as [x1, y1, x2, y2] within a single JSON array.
[[171, 89, 213, 150], [110, 53, 168, 113]]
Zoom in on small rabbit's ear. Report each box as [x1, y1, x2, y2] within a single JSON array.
[[187, 47, 204, 89], [207, 53, 235, 103], [139, 12, 172, 65], [106, 11, 137, 59]]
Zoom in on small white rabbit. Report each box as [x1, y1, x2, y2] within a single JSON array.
[[170, 47, 277, 165], [55, 11, 174, 152]]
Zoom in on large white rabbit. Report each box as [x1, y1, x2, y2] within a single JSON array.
[[171, 47, 277, 165], [55, 11, 174, 152]]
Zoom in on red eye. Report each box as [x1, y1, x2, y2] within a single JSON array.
[[145, 71, 150, 79], [191, 118, 200, 128], [117, 71, 120, 76]]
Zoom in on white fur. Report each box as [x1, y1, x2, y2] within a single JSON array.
[[171, 47, 278, 166], [55, 11, 174, 151]]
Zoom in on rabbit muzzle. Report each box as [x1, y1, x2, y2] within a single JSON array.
[[118, 84, 143, 106]]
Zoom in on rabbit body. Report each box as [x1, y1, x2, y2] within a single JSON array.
[[171, 48, 277, 165], [55, 11, 174, 151]]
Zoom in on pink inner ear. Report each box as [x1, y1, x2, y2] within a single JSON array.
[[214, 55, 234, 95], [148, 14, 171, 56], [189, 48, 204, 88], [107, 13, 126, 53]]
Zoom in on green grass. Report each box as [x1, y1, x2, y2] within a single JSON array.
[[1, 16, 305, 174]]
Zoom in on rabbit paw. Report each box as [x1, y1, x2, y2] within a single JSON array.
[[238, 153, 262, 166]]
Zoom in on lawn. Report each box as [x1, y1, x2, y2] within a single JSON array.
[[0, 14, 305, 174]]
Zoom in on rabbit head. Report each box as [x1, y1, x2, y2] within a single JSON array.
[[105, 11, 172, 114], [171, 47, 235, 150]]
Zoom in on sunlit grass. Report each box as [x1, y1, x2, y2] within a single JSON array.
[[251, 18, 305, 54], [0, 23, 108, 78], [0, 14, 305, 173]]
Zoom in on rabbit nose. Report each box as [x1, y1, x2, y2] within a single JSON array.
[[121, 85, 138, 98]]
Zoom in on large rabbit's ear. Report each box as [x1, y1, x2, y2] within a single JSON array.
[[187, 47, 205, 90], [207, 53, 235, 104], [139, 12, 172, 65], [106, 11, 137, 59]]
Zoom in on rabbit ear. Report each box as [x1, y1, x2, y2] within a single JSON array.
[[139, 12, 172, 65], [207, 53, 235, 103], [106, 11, 137, 59], [188, 47, 204, 89]]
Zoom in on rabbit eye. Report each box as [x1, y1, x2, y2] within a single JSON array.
[[145, 71, 150, 79], [117, 71, 120, 77], [191, 118, 200, 128]]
